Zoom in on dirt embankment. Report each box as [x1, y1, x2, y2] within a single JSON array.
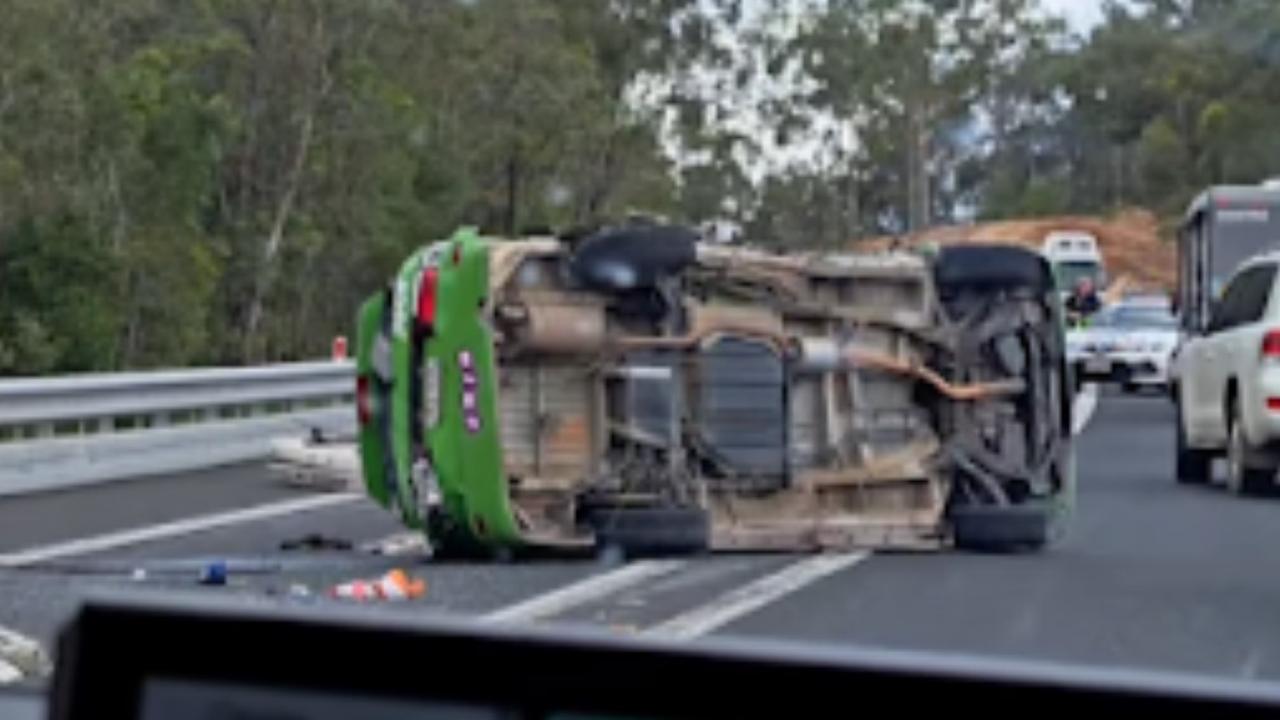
[[855, 208, 1176, 291]]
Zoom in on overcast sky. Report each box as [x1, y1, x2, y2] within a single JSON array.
[[1043, 0, 1105, 31]]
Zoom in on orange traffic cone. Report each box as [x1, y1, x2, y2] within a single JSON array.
[[329, 569, 426, 601]]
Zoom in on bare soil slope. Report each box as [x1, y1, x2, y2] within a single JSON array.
[[856, 209, 1175, 291]]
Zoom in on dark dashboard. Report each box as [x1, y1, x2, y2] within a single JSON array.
[[2, 592, 1277, 719]]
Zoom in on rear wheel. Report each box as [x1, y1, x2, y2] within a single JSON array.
[[949, 503, 1052, 553], [587, 505, 709, 557], [1226, 398, 1274, 496]]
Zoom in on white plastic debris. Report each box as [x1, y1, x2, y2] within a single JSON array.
[[363, 532, 430, 557], [0, 625, 50, 682], [270, 436, 361, 491]]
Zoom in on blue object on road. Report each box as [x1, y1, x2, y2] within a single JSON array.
[[199, 561, 228, 586]]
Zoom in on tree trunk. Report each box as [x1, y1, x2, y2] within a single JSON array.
[[241, 107, 315, 361], [905, 99, 930, 233], [241, 15, 330, 362], [504, 146, 520, 236]]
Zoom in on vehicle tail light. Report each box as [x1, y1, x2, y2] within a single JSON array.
[[1268, 397, 1280, 412], [417, 266, 439, 330], [356, 375, 373, 426], [1261, 330, 1280, 359], [451, 242, 463, 266]]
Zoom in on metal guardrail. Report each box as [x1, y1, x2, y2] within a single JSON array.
[[0, 362, 356, 497]]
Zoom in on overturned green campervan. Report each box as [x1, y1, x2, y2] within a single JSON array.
[[356, 224, 1074, 557]]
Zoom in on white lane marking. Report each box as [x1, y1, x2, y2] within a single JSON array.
[[646, 552, 868, 640], [1073, 383, 1099, 436], [0, 493, 361, 568], [482, 560, 686, 624]]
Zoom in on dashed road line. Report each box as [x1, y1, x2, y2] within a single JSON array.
[[482, 560, 686, 624], [646, 552, 869, 640], [0, 493, 360, 568]]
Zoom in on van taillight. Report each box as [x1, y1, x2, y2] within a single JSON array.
[[356, 376, 372, 426], [417, 267, 439, 330], [1262, 330, 1280, 359]]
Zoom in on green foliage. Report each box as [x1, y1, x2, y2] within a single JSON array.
[[9, 0, 1280, 375], [976, 0, 1280, 218], [0, 0, 690, 374]]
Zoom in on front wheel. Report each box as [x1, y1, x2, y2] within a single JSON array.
[[1226, 398, 1274, 496]]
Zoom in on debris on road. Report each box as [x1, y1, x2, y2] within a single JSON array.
[[280, 533, 355, 552], [0, 625, 51, 683], [329, 569, 426, 602], [199, 560, 228, 585], [271, 435, 361, 492], [361, 532, 430, 557]]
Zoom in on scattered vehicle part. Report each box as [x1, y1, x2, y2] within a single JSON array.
[[271, 436, 361, 492], [0, 660, 19, 686], [199, 561, 228, 586], [360, 533, 431, 557], [279, 534, 355, 552], [353, 226, 1074, 556], [0, 626, 49, 683], [330, 569, 426, 601]]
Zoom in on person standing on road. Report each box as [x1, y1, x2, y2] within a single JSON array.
[[1065, 277, 1102, 326]]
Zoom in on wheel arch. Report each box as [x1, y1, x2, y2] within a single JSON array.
[[1224, 377, 1240, 430]]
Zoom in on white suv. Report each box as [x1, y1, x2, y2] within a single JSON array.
[[1175, 256, 1280, 494]]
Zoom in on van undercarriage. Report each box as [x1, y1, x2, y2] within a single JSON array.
[[358, 226, 1073, 556]]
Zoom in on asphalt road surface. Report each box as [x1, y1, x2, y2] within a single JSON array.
[[4, 386, 1280, 686]]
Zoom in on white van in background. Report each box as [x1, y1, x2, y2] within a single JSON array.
[[1043, 230, 1106, 296]]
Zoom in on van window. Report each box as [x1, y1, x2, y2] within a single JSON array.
[[1212, 264, 1276, 331], [1239, 264, 1278, 324], [1055, 260, 1103, 290]]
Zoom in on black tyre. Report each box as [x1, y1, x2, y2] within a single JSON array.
[[934, 244, 1053, 294], [1175, 400, 1212, 484], [588, 505, 710, 557], [1226, 398, 1274, 496], [948, 503, 1053, 553], [569, 224, 698, 292]]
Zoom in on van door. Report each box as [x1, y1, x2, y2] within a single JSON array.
[[1217, 264, 1277, 437]]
